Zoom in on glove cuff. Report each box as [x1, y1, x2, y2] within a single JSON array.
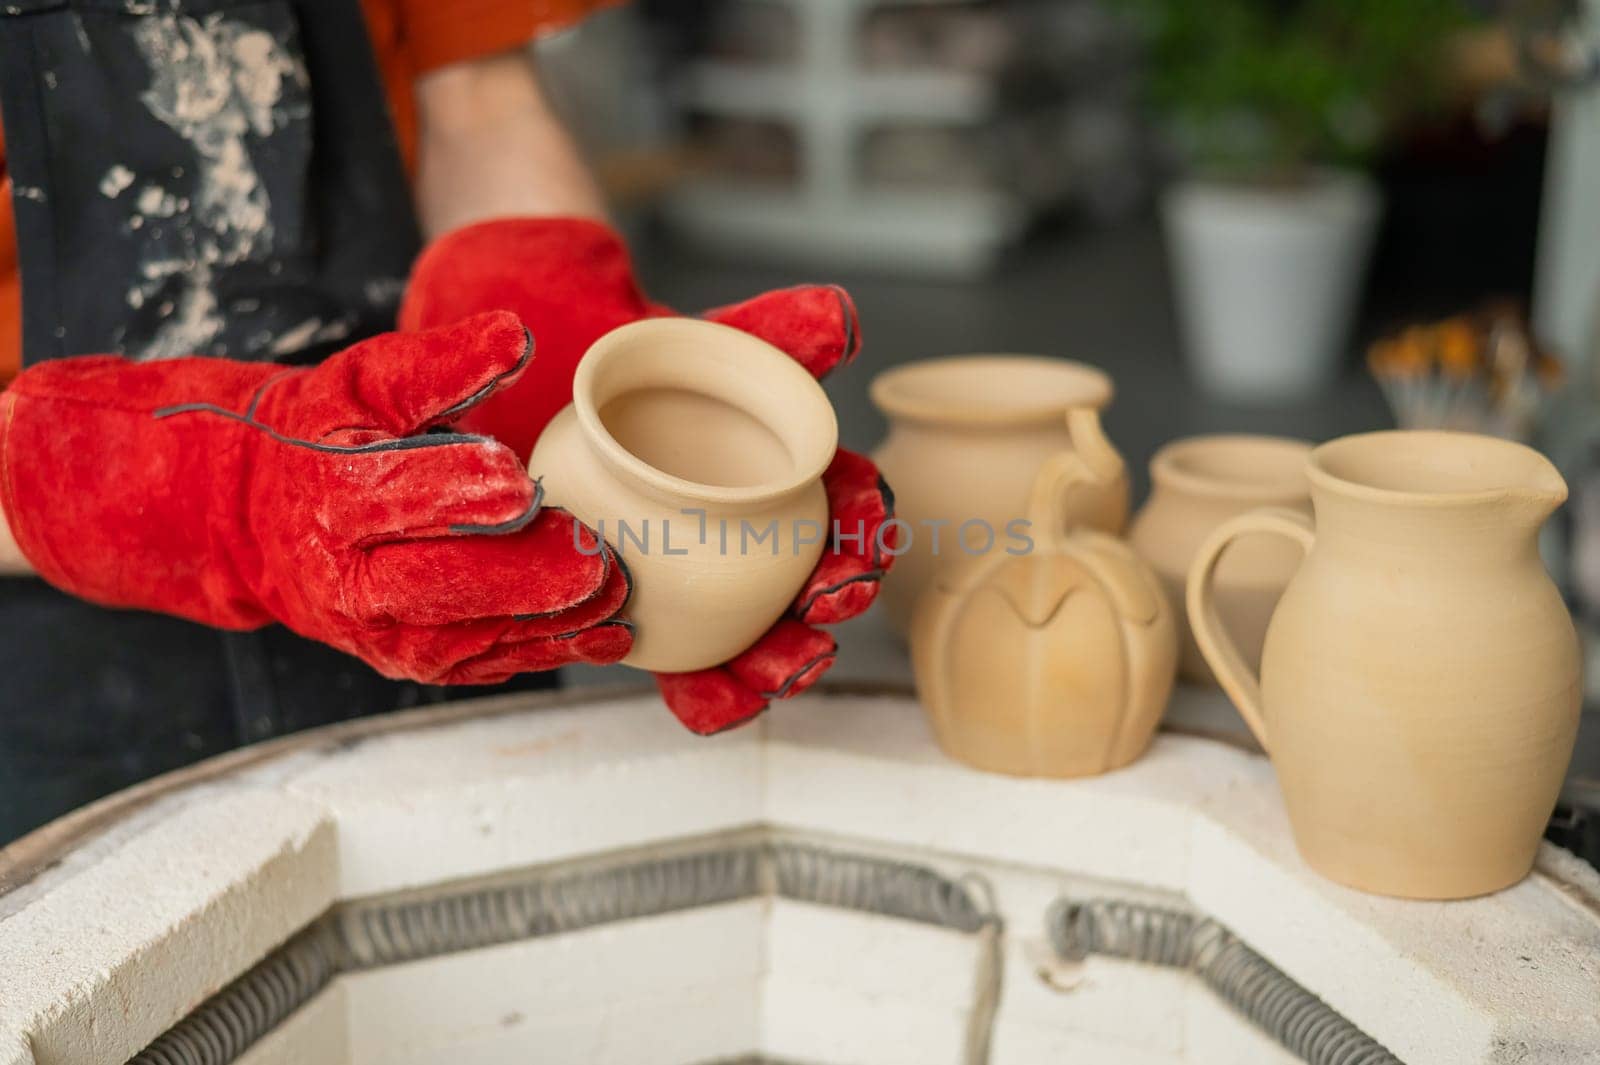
[[0, 358, 274, 627]]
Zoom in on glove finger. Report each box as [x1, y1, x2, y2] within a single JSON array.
[[516, 542, 633, 636], [351, 614, 633, 685], [725, 619, 837, 701], [655, 669, 769, 735], [318, 310, 534, 435], [355, 508, 624, 626], [318, 435, 539, 545], [438, 622, 635, 685], [322, 614, 516, 681], [702, 285, 860, 381], [794, 448, 897, 625]]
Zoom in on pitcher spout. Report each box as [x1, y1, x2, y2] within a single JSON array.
[[1512, 451, 1568, 522], [1308, 431, 1570, 547]]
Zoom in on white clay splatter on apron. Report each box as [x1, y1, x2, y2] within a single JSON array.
[[99, 165, 136, 199], [70, 12, 91, 55], [268, 316, 354, 358], [125, 13, 309, 360], [135, 186, 183, 217]]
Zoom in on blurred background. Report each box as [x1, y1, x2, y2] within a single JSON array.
[[538, 0, 1600, 860]]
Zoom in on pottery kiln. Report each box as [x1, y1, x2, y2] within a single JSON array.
[[2, 686, 1598, 1065]]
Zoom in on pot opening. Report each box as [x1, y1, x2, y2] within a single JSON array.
[[1155, 435, 1310, 499], [1311, 430, 1567, 506], [599, 387, 793, 489], [871, 355, 1111, 427], [575, 319, 838, 505]]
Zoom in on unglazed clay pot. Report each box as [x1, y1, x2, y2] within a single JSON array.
[[1188, 430, 1580, 899], [1129, 435, 1312, 686], [529, 319, 837, 672], [871, 356, 1128, 633], [911, 455, 1177, 778]]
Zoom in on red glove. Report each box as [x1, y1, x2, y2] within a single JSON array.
[[0, 312, 632, 685], [401, 218, 896, 733]]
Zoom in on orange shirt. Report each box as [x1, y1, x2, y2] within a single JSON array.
[[0, 0, 611, 382]]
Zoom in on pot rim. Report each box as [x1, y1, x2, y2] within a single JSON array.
[[1164, 166, 1380, 203], [572, 318, 839, 508], [1307, 430, 1567, 510], [1149, 434, 1312, 502], [1161, 168, 1382, 235], [870, 355, 1112, 428]]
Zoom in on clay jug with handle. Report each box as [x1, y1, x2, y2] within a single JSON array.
[[871, 356, 1129, 633], [1187, 430, 1580, 899]]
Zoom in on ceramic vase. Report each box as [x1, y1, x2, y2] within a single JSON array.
[[529, 319, 837, 672], [1128, 435, 1312, 686], [1163, 170, 1380, 404], [910, 453, 1177, 778], [1187, 430, 1581, 899], [870, 355, 1129, 633]]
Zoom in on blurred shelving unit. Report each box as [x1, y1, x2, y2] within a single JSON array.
[[664, 0, 1030, 277]]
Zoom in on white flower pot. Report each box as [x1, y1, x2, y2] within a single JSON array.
[[1162, 170, 1381, 404]]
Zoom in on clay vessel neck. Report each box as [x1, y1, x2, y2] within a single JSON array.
[[869, 355, 1111, 430], [574, 318, 838, 515], [1307, 431, 1565, 564], [1149, 434, 1310, 506]]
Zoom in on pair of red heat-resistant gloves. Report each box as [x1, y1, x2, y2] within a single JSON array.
[[0, 219, 894, 734]]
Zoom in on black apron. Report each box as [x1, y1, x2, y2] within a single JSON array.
[[0, 0, 552, 842]]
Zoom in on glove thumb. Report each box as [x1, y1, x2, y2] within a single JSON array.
[[312, 311, 536, 437]]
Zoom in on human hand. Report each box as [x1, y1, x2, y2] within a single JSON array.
[[0, 312, 632, 684], [400, 219, 895, 729]]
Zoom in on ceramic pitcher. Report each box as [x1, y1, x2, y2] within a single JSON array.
[[529, 319, 837, 672], [871, 355, 1128, 632], [911, 450, 1176, 778], [1187, 430, 1580, 899], [1129, 435, 1312, 686]]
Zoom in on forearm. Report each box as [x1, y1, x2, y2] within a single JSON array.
[[414, 49, 607, 238], [0, 508, 31, 575], [0, 389, 36, 574]]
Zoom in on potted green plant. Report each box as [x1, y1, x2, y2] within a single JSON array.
[[1135, 0, 1473, 403]]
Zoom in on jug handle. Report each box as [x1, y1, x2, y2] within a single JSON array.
[[1026, 449, 1105, 545], [1066, 407, 1123, 485], [1027, 408, 1128, 540], [1185, 507, 1315, 752]]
